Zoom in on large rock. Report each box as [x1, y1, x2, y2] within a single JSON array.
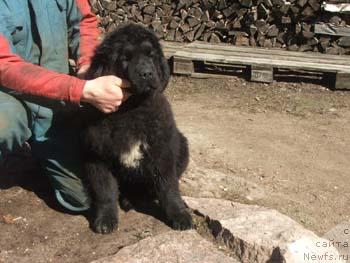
[[181, 162, 265, 201], [92, 230, 239, 263], [323, 221, 350, 262], [184, 197, 344, 263]]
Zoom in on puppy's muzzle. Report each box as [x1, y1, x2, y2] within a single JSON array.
[[138, 68, 154, 81]]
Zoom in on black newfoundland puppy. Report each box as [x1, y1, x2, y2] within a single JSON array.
[[81, 23, 193, 234]]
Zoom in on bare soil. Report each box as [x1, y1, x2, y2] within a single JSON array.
[[1, 76, 349, 262]]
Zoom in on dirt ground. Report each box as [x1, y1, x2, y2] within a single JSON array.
[[1, 75, 350, 262]]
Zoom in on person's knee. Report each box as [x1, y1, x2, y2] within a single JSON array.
[[0, 102, 31, 153], [43, 161, 91, 212], [55, 189, 91, 212]]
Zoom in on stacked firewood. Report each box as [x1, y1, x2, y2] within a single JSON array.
[[89, 0, 350, 55]]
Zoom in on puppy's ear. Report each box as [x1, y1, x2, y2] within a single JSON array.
[[85, 40, 123, 80], [85, 61, 105, 80], [159, 56, 171, 91], [85, 46, 110, 79]]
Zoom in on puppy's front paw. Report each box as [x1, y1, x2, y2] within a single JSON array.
[[93, 214, 118, 234], [171, 210, 193, 230]]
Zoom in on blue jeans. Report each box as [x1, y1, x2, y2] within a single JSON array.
[[0, 90, 90, 211]]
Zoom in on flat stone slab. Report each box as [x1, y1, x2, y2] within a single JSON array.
[[92, 230, 239, 263], [184, 197, 345, 263], [181, 162, 265, 201]]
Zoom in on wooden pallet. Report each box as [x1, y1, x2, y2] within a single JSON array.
[[161, 41, 350, 89]]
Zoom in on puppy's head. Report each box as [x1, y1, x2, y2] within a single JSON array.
[[87, 23, 170, 95], [121, 40, 165, 95]]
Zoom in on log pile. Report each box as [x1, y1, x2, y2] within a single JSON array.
[[89, 0, 350, 55]]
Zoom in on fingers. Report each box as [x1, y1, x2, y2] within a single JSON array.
[[101, 104, 120, 114], [102, 97, 123, 113], [103, 107, 119, 114], [114, 77, 130, 88], [77, 64, 90, 79], [122, 91, 131, 102], [81, 75, 131, 114]]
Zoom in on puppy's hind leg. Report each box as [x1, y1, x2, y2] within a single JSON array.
[[175, 132, 189, 178], [86, 161, 119, 234], [155, 162, 193, 230]]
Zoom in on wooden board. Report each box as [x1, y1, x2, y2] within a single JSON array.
[[161, 41, 186, 59], [314, 23, 350, 37], [174, 51, 350, 73], [175, 42, 350, 72], [161, 41, 350, 88], [187, 41, 350, 64], [251, 66, 273, 83], [173, 57, 194, 75], [335, 72, 350, 89], [326, 0, 350, 3]]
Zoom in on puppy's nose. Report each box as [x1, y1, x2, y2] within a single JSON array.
[[139, 69, 153, 80]]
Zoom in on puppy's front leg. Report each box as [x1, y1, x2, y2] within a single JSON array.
[[86, 161, 119, 234], [155, 167, 193, 230]]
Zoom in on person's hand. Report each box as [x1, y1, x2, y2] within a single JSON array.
[[81, 75, 130, 113], [77, 64, 90, 79]]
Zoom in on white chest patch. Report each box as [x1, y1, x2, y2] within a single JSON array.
[[120, 141, 148, 169]]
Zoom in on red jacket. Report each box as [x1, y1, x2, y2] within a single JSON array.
[[0, 0, 100, 103]]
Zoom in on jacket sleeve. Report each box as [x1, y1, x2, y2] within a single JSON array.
[[0, 33, 86, 103], [67, 0, 100, 69]]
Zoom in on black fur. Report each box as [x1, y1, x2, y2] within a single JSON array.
[[81, 23, 193, 234]]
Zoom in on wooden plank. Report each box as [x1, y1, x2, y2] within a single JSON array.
[[326, 0, 350, 3], [161, 41, 186, 48], [335, 72, 350, 89], [186, 41, 350, 64], [204, 61, 244, 69], [173, 57, 194, 75], [181, 45, 350, 67], [314, 23, 350, 37], [163, 49, 177, 59], [164, 40, 350, 89], [186, 72, 239, 79], [161, 41, 186, 58], [162, 41, 350, 67], [174, 51, 350, 73], [251, 66, 273, 83]]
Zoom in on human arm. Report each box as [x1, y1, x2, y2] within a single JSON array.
[[82, 76, 130, 113], [0, 3, 128, 111], [77, 64, 90, 79], [0, 34, 85, 102], [67, 0, 100, 71], [0, 33, 129, 110], [66, 1, 131, 112]]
